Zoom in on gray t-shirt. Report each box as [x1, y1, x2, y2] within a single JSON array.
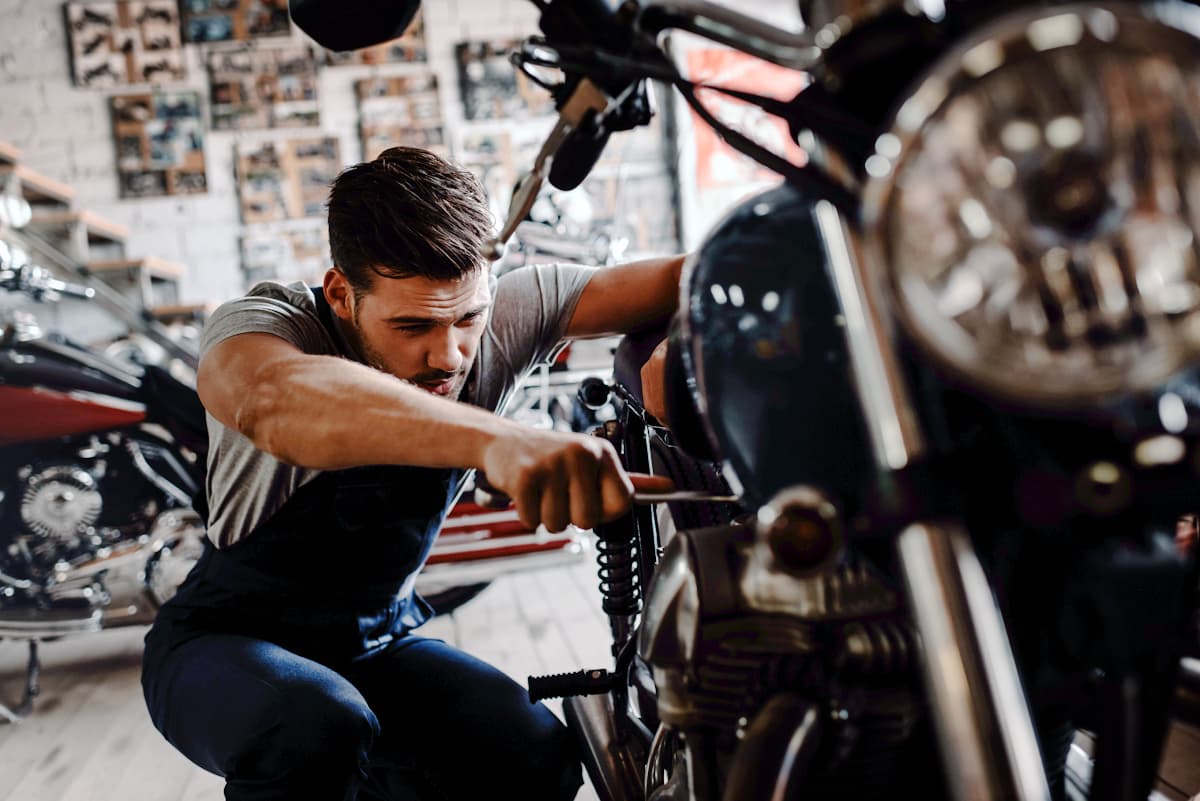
[[199, 263, 595, 548]]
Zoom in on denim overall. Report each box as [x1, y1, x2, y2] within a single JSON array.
[[141, 288, 581, 801]]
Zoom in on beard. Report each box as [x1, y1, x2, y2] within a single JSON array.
[[345, 312, 469, 401]]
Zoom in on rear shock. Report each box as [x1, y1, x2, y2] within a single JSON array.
[[595, 513, 642, 619]]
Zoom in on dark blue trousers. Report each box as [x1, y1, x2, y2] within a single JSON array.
[[141, 628, 582, 801]]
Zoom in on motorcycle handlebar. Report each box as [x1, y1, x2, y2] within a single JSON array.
[[0, 265, 95, 301]]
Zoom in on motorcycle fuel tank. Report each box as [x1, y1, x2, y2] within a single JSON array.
[[680, 183, 873, 508], [0, 338, 146, 446]]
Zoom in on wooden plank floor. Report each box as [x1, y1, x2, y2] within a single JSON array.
[[2, 553, 1198, 801], [0, 557, 607, 801]]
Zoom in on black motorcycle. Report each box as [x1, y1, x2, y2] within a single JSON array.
[[295, 2, 1200, 799]]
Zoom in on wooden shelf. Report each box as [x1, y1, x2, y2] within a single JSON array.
[[0, 141, 19, 167], [87, 257, 184, 283], [30, 210, 129, 245], [0, 164, 75, 207]]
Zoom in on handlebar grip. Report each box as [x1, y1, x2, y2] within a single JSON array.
[[527, 668, 612, 702]]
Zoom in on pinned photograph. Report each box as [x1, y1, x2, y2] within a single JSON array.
[[356, 75, 447, 161], [182, 0, 290, 43], [110, 91, 207, 198], [236, 136, 342, 223], [66, 0, 185, 88], [208, 46, 320, 130], [456, 40, 554, 121]]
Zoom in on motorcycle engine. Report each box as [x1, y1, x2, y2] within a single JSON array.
[[639, 490, 924, 796], [20, 465, 103, 551], [1, 435, 163, 597]]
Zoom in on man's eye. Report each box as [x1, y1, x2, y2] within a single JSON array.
[[457, 314, 484, 327], [393, 325, 430, 334]]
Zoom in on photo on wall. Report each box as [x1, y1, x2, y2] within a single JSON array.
[[458, 127, 547, 225], [455, 40, 555, 121], [208, 46, 320, 130], [326, 10, 427, 65], [66, 0, 185, 88], [235, 136, 342, 224], [240, 224, 330, 287], [181, 0, 290, 43], [110, 91, 207, 198], [356, 75, 447, 161]]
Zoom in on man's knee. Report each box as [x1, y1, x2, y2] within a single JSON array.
[[228, 680, 379, 789], [279, 683, 381, 762]]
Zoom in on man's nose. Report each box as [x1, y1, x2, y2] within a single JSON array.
[[426, 327, 465, 373]]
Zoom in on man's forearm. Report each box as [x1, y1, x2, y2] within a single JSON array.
[[241, 353, 512, 471]]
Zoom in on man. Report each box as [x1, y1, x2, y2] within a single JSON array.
[[141, 146, 681, 801]]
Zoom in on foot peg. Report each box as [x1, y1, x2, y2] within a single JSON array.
[[528, 668, 613, 702]]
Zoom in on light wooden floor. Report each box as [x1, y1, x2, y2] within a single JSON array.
[[2, 554, 1198, 801], [0, 558, 609, 801]]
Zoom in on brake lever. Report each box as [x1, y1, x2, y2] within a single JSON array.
[[483, 78, 610, 260]]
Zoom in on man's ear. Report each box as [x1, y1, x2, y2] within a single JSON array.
[[323, 267, 355, 322]]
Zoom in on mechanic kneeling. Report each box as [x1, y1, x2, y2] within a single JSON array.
[[140, 146, 681, 801]]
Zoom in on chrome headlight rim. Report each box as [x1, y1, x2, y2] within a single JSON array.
[[861, 1, 1200, 407]]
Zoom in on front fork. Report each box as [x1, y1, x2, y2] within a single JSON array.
[[897, 522, 1053, 801], [818, 201, 1052, 800]]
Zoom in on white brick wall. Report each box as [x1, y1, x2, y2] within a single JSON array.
[[0, 0, 549, 305], [0, 0, 801, 306]]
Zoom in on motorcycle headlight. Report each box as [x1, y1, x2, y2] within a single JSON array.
[[863, 3, 1200, 405]]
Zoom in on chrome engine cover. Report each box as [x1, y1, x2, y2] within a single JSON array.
[[20, 465, 102, 546], [638, 517, 921, 794]]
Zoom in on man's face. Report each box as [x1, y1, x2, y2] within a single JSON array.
[[329, 268, 491, 401]]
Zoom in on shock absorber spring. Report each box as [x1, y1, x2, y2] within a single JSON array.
[[594, 517, 641, 619]]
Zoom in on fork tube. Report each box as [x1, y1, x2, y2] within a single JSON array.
[[897, 522, 1051, 801]]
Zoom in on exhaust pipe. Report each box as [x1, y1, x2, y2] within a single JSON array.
[[564, 694, 646, 801]]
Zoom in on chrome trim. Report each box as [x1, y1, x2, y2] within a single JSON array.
[[6, 226, 198, 368], [0, 607, 102, 639], [25, 338, 143, 386], [0, 570, 34, 591], [815, 200, 926, 470], [897, 522, 1050, 801], [125, 438, 191, 507]]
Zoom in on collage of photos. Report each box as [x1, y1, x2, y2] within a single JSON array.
[[66, 0, 186, 88], [235, 136, 341, 224], [181, 0, 290, 43], [455, 40, 555, 121], [240, 225, 330, 286], [356, 75, 447, 161], [110, 91, 207, 198], [208, 45, 320, 130]]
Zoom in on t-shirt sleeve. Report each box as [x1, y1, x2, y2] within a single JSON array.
[[199, 283, 330, 359], [487, 262, 595, 377]]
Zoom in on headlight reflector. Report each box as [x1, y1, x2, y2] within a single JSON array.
[[864, 4, 1200, 405]]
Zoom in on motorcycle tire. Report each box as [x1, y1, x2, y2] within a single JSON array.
[[424, 582, 491, 616]]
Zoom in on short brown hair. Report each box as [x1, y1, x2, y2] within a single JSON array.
[[327, 146, 492, 293]]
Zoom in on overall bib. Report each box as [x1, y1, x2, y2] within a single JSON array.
[[141, 289, 581, 801]]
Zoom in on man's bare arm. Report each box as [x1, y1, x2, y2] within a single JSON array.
[[566, 255, 685, 338], [197, 332, 667, 529]]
